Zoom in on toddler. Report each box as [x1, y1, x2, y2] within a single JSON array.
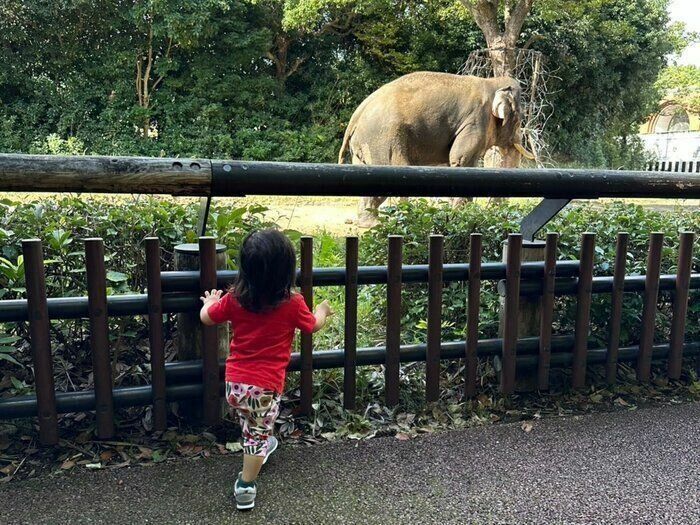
[[200, 229, 332, 511]]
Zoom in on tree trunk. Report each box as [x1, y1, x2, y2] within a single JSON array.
[[460, 0, 534, 173], [460, 0, 534, 77]]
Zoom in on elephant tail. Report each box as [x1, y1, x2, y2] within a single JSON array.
[[338, 124, 353, 164], [338, 93, 375, 164]]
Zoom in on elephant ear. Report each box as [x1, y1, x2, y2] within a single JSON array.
[[491, 86, 517, 127]]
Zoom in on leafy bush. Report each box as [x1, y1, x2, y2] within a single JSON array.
[[0, 196, 273, 396], [361, 199, 700, 347]]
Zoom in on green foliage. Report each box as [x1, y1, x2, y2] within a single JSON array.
[[362, 199, 700, 346], [0, 197, 271, 392], [655, 65, 700, 113], [530, 0, 679, 167], [0, 198, 698, 442]]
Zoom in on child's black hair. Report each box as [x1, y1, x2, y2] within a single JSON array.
[[231, 229, 296, 313]]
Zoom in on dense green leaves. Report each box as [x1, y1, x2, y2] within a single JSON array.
[[529, 0, 681, 167], [656, 65, 700, 113], [362, 199, 700, 345]]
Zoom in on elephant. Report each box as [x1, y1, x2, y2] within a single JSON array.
[[337, 71, 534, 225]]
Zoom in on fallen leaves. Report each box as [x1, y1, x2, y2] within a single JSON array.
[[60, 459, 76, 470], [0, 360, 698, 484]]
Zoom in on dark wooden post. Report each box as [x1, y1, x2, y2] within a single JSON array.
[[343, 236, 358, 410], [22, 239, 58, 445], [385, 235, 403, 407], [537, 233, 558, 391], [668, 232, 695, 380], [84, 238, 114, 439], [571, 233, 595, 389], [426, 235, 444, 403], [637, 233, 664, 382], [145, 238, 167, 431], [199, 237, 220, 426], [606, 233, 629, 384], [501, 234, 522, 394], [299, 237, 314, 415], [464, 234, 482, 398], [174, 242, 228, 422]]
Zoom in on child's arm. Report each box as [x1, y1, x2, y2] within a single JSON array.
[[312, 300, 334, 333], [199, 289, 224, 326]]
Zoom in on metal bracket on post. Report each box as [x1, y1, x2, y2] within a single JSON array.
[[520, 198, 571, 241], [197, 196, 212, 237]]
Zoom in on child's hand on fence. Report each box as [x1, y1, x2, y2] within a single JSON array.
[[315, 299, 334, 317], [200, 289, 223, 305]]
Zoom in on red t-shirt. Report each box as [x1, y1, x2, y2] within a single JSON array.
[[207, 292, 316, 393]]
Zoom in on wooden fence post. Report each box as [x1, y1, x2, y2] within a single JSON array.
[[299, 237, 314, 416], [343, 237, 358, 410], [668, 232, 694, 380], [571, 233, 595, 389], [501, 234, 522, 394], [606, 232, 629, 384], [537, 233, 558, 391], [385, 236, 402, 407], [426, 235, 444, 403], [145, 238, 167, 431], [637, 233, 663, 382], [499, 235, 544, 392], [22, 239, 58, 445], [84, 238, 114, 439], [464, 234, 482, 398], [173, 242, 228, 423]]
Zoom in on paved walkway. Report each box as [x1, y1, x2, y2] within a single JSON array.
[[1, 402, 699, 524]]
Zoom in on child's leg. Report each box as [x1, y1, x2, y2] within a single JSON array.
[[226, 382, 281, 484], [242, 455, 265, 483]]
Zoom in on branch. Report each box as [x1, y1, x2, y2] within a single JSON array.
[[460, 0, 502, 45], [504, 0, 533, 47], [522, 33, 544, 50], [150, 38, 174, 93], [316, 13, 356, 37], [143, 26, 154, 106], [284, 56, 306, 79], [265, 50, 279, 66], [135, 57, 143, 107]]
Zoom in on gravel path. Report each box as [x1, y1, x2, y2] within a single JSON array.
[[1, 402, 699, 525]]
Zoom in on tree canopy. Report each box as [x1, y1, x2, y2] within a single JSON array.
[[0, 0, 685, 167], [655, 65, 700, 113]]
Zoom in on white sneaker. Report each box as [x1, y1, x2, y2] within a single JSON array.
[[234, 473, 256, 510], [263, 435, 278, 465]]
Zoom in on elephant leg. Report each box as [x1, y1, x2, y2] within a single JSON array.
[[449, 131, 483, 206], [357, 196, 385, 227]]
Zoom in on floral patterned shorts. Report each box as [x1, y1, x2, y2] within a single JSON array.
[[225, 382, 281, 457]]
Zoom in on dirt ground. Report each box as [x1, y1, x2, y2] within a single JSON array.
[[226, 196, 699, 235]]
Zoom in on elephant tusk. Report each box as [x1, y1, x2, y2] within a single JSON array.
[[513, 142, 535, 160]]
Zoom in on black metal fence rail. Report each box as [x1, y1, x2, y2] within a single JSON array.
[[2, 339, 698, 420]]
